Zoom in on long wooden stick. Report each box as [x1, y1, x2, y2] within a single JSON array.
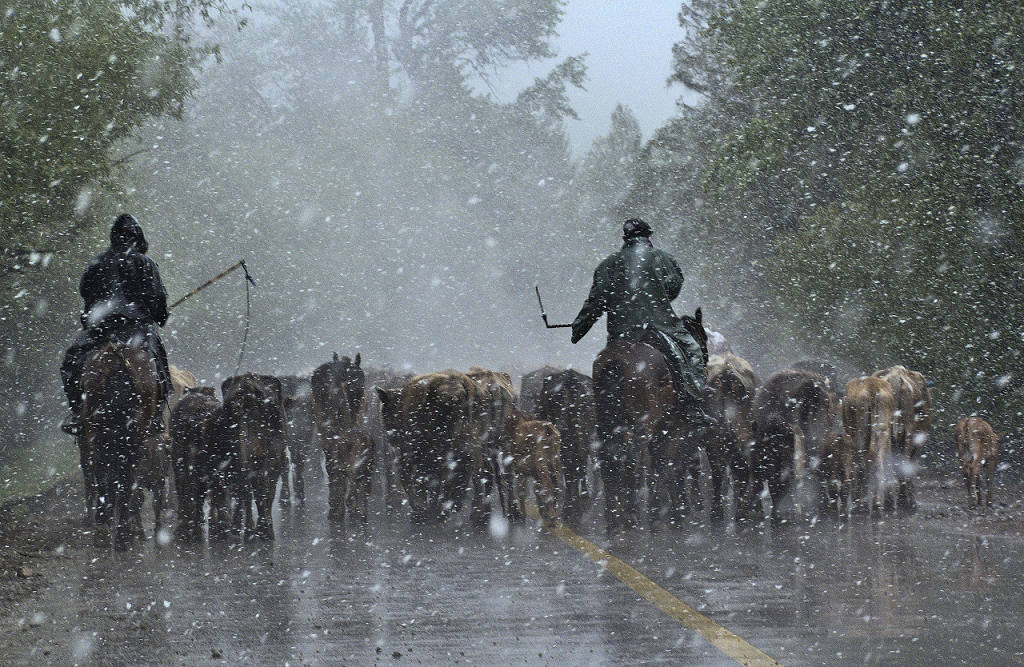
[[170, 259, 250, 309]]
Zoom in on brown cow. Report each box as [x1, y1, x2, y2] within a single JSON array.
[[169, 386, 222, 541], [217, 373, 286, 539], [749, 369, 835, 519], [746, 413, 799, 525], [365, 367, 415, 514], [536, 368, 596, 525], [842, 376, 895, 515], [954, 417, 1000, 508], [873, 365, 931, 512], [377, 370, 488, 525], [504, 407, 562, 526]]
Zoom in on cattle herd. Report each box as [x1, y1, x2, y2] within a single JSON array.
[[80, 344, 1004, 545]]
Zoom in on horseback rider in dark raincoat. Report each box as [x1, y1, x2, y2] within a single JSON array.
[[60, 214, 172, 433], [571, 218, 708, 411]]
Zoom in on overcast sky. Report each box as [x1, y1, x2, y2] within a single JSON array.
[[494, 0, 696, 154]]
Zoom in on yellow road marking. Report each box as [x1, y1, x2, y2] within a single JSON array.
[[527, 505, 781, 666]]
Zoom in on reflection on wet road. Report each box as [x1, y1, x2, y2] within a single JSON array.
[[5, 474, 1024, 665]]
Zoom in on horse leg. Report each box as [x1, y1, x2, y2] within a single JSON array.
[[327, 461, 344, 524], [598, 431, 627, 535], [561, 436, 584, 526], [114, 453, 137, 551], [92, 455, 113, 547], [78, 437, 97, 523]]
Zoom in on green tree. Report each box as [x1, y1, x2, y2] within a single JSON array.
[[0, 0, 239, 266]]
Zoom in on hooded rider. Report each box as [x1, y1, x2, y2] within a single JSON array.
[[571, 218, 708, 412], [60, 213, 171, 433]]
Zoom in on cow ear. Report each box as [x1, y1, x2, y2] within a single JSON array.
[[376, 386, 397, 407], [333, 352, 339, 363], [355, 353, 361, 367], [221, 376, 237, 399]]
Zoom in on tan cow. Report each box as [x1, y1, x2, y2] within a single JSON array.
[[164, 365, 198, 430], [705, 353, 758, 522], [504, 407, 562, 526], [873, 365, 931, 512], [466, 366, 519, 519], [842, 377, 895, 514], [954, 417, 1000, 508]]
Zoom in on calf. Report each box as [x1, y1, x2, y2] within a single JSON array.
[[954, 417, 999, 508], [504, 407, 562, 526], [324, 427, 375, 525]]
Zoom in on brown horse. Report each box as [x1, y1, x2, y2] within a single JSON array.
[[79, 341, 162, 550], [593, 339, 702, 533]]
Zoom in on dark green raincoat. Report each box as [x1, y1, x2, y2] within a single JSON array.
[[572, 237, 706, 401]]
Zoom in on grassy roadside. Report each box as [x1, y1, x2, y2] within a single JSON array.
[[0, 436, 79, 505]]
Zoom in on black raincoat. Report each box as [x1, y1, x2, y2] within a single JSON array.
[[572, 237, 707, 402], [61, 216, 170, 414]]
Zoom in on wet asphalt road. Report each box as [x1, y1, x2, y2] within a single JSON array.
[[3, 468, 1024, 665]]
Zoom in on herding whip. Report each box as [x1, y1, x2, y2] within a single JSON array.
[[534, 285, 572, 329], [169, 259, 257, 375], [169, 259, 255, 309]]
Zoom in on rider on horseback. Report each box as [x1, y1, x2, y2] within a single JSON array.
[[571, 218, 708, 413], [60, 214, 171, 434]]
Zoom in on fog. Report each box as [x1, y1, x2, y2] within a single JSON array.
[[125, 0, 678, 385]]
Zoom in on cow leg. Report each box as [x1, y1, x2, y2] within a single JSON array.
[[253, 470, 275, 540], [279, 448, 292, 509], [153, 477, 166, 537], [292, 445, 307, 506], [983, 462, 995, 509], [767, 472, 789, 527], [538, 456, 560, 526]]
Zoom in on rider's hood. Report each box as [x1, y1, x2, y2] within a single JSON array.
[[110, 214, 148, 254]]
